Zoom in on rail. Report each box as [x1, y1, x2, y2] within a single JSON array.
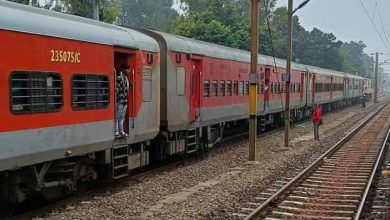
[[244, 100, 390, 220]]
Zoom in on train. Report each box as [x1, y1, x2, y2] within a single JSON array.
[[0, 1, 372, 204]]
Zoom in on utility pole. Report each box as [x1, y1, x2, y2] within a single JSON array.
[[284, 0, 310, 148], [284, 0, 293, 148], [374, 52, 379, 103], [92, 0, 99, 20], [249, 0, 259, 161]]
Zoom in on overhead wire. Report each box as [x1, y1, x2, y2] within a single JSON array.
[[357, 0, 390, 54], [374, 0, 390, 50]]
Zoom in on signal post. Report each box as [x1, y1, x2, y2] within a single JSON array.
[[249, 0, 259, 161]]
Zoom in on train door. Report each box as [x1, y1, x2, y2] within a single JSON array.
[[312, 74, 316, 104], [306, 72, 314, 106], [190, 57, 203, 122], [343, 77, 347, 98], [330, 76, 333, 101], [114, 48, 136, 136], [264, 68, 271, 110], [300, 72, 304, 105]]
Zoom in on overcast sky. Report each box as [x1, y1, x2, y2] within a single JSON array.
[[276, 0, 390, 61]]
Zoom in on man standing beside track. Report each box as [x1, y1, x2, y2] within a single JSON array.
[[312, 104, 322, 141], [115, 64, 130, 137]]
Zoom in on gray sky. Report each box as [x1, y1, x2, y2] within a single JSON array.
[[276, 0, 390, 59]]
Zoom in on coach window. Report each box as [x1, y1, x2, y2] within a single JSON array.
[[238, 81, 244, 96], [211, 80, 218, 97], [203, 80, 210, 97], [227, 81, 233, 96], [245, 82, 249, 95], [234, 81, 239, 95], [176, 67, 185, 96], [11, 71, 63, 114], [72, 74, 109, 110], [220, 80, 226, 96], [142, 67, 153, 102], [260, 83, 264, 94]]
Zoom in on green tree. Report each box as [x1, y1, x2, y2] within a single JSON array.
[[7, 0, 53, 8], [7, 0, 122, 23], [119, 0, 178, 32], [174, 11, 233, 46], [174, 0, 277, 51], [339, 41, 374, 76], [58, 0, 122, 23]]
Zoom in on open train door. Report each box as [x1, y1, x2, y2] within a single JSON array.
[[306, 72, 315, 106], [264, 68, 271, 110], [300, 72, 305, 105], [190, 55, 203, 122], [343, 77, 347, 99], [114, 47, 136, 136], [330, 76, 333, 101]]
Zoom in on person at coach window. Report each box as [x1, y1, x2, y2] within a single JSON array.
[[312, 104, 322, 141], [115, 64, 130, 137]]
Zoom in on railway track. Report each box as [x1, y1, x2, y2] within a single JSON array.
[[10, 99, 384, 220], [241, 101, 390, 220]]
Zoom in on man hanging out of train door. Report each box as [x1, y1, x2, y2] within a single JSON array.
[[115, 64, 130, 137]]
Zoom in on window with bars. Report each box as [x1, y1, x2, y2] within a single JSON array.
[[245, 81, 249, 95], [260, 83, 264, 94], [203, 80, 210, 97], [239, 81, 244, 96], [227, 81, 233, 96], [211, 80, 218, 97], [72, 74, 109, 110], [234, 81, 239, 95], [220, 80, 226, 96], [11, 71, 63, 114]]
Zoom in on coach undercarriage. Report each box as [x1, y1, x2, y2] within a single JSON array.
[[1, 155, 97, 205]]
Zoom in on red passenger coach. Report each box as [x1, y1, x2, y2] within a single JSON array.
[[0, 1, 159, 204], [137, 29, 367, 160]]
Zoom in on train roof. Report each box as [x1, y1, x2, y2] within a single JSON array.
[[0, 1, 158, 52], [148, 30, 366, 79]]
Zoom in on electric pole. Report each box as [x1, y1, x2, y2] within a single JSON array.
[[284, 0, 293, 148], [284, 0, 310, 148], [374, 52, 379, 103], [92, 0, 99, 20], [249, 0, 259, 161]]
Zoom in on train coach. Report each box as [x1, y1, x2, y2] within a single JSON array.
[[136, 30, 367, 159], [0, 1, 370, 205], [0, 1, 160, 204]]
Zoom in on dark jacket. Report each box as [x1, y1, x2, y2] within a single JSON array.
[[116, 71, 129, 104]]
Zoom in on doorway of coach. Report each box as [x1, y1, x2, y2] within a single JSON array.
[[114, 49, 135, 138]]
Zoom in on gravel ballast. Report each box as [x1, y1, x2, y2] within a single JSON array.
[[41, 99, 387, 220]]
